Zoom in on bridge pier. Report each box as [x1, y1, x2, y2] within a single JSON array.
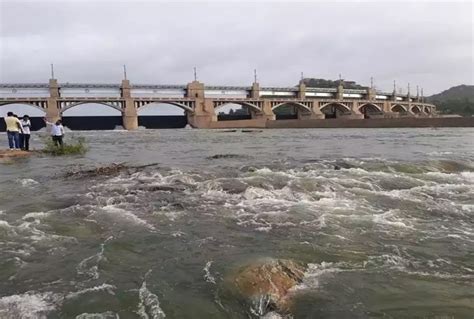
[[46, 79, 60, 122], [122, 105, 138, 131], [188, 99, 215, 128], [298, 102, 323, 120], [121, 79, 138, 130], [348, 101, 364, 119], [260, 100, 276, 121], [186, 81, 215, 128], [309, 101, 325, 119]]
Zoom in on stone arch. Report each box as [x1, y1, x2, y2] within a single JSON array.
[[271, 102, 299, 120], [215, 102, 261, 114], [359, 103, 382, 119], [411, 105, 422, 114], [138, 101, 193, 114], [320, 102, 351, 118], [358, 103, 382, 113], [137, 102, 188, 128], [60, 102, 123, 130], [391, 104, 407, 113], [0, 101, 47, 114], [214, 102, 252, 121], [320, 102, 351, 113], [236, 102, 261, 113], [272, 102, 312, 114], [60, 101, 123, 114], [424, 106, 431, 114]]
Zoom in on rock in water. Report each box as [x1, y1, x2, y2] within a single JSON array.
[[0, 150, 33, 162], [231, 258, 306, 316]]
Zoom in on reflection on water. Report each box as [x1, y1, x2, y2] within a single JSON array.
[[0, 128, 473, 318]]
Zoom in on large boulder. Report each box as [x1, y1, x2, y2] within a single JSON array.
[[230, 258, 306, 316]]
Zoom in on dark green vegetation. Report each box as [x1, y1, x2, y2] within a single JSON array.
[[42, 136, 88, 156], [302, 78, 367, 89], [428, 85, 474, 116]]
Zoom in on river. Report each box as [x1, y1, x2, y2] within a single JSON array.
[[0, 128, 473, 318]]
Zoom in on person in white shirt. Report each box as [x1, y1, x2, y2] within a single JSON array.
[[19, 115, 32, 151], [43, 118, 65, 147]]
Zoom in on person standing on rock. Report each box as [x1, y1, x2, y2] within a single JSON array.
[[43, 118, 65, 147], [19, 115, 32, 151], [4, 112, 23, 150]]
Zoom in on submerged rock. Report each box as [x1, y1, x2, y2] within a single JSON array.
[[0, 150, 33, 163], [208, 154, 247, 159], [230, 258, 306, 316], [63, 163, 159, 178]]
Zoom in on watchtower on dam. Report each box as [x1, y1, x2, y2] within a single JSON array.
[[0, 77, 437, 130]]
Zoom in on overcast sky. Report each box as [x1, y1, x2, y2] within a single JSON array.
[[0, 0, 473, 96]]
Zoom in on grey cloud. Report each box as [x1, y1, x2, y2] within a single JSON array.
[[0, 0, 472, 94]]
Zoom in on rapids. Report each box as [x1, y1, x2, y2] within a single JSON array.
[[0, 128, 473, 318]]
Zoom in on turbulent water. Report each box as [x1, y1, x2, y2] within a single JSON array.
[[0, 128, 473, 319]]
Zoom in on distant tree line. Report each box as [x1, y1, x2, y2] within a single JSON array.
[[430, 98, 474, 116], [301, 78, 367, 89], [428, 85, 474, 116]]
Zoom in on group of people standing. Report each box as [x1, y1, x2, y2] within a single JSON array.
[[3, 112, 65, 150], [3, 112, 32, 150]]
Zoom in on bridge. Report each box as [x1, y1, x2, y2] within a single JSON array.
[[0, 77, 437, 129]]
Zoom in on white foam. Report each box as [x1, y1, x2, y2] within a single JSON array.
[[249, 295, 273, 317], [253, 167, 273, 174], [170, 231, 186, 237], [162, 173, 197, 185], [372, 210, 414, 229], [153, 210, 185, 222], [102, 205, 156, 231], [22, 212, 50, 220], [203, 261, 216, 284], [460, 171, 474, 183], [255, 226, 273, 232], [76, 237, 112, 280], [367, 254, 409, 269], [137, 281, 166, 319], [0, 291, 62, 319], [404, 270, 474, 280], [67, 284, 116, 299], [243, 187, 275, 200], [9, 220, 77, 247], [75, 311, 120, 319], [0, 220, 16, 235], [293, 261, 358, 291], [260, 312, 284, 319], [17, 178, 39, 187], [426, 151, 454, 156], [460, 204, 474, 213]]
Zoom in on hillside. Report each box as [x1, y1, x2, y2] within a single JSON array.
[[428, 85, 474, 116]]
